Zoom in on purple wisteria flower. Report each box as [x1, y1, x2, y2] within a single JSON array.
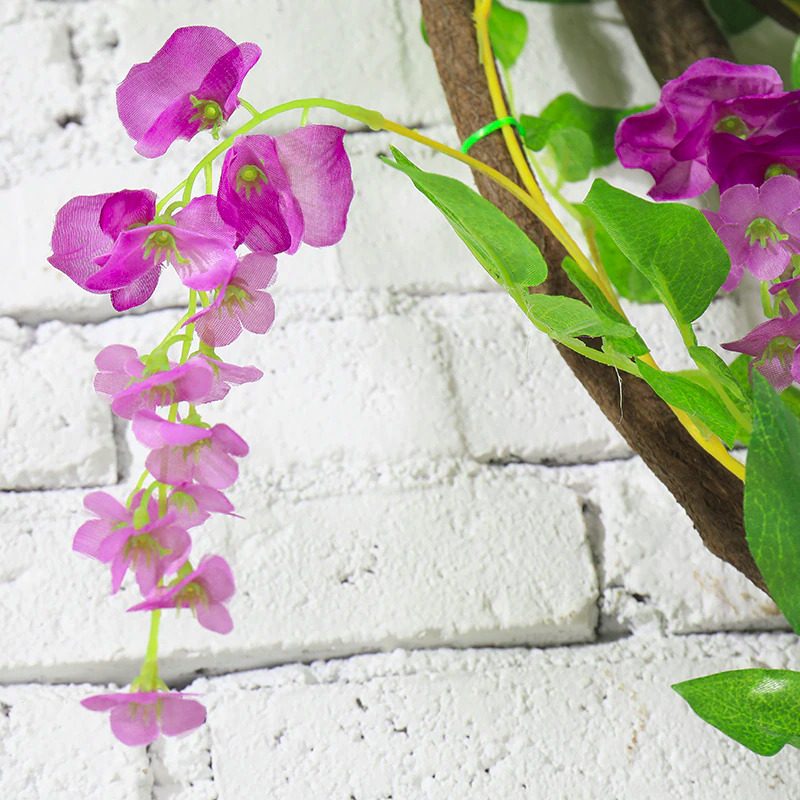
[[129, 555, 236, 634], [49, 192, 238, 310], [703, 175, 800, 290], [723, 312, 800, 390], [132, 410, 249, 489], [615, 58, 785, 200], [189, 253, 277, 347], [217, 125, 354, 254], [108, 357, 216, 419], [168, 483, 236, 529], [73, 491, 191, 594], [82, 691, 206, 746], [117, 26, 261, 158], [195, 355, 263, 403], [94, 345, 145, 397]]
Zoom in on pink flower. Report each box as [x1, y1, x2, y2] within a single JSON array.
[[82, 691, 206, 746], [117, 26, 261, 158], [195, 355, 263, 404], [132, 410, 249, 489], [704, 175, 800, 290], [615, 58, 785, 200], [189, 253, 277, 347], [94, 345, 145, 398], [217, 125, 354, 254], [73, 491, 190, 595], [168, 483, 236, 529], [49, 192, 238, 310], [129, 555, 236, 634], [723, 311, 800, 390], [109, 358, 216, 420]]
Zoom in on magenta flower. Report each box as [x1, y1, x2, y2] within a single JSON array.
[[615, 58, 784, 199], [94, 345, 145, 398], [195, 355, 263, 404], [703, 175, 800, 290], [189, 253, 277, 347], [109, 357, 216, 419], [217, 125, 354, 254], [82, 691, 206, 746], [723, 312, 800, 390], [49, 192, 238, 310], [73, 491, 190, 595], [117, 26, 261, 158], [129, 555, 236, 634], [132, 410, 249, 489], [168, 483, 236, 529]]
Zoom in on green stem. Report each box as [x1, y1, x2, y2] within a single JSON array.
[[237, 97, 260, 117]]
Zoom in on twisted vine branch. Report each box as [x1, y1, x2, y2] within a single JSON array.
[[419, 0, 767, 593]]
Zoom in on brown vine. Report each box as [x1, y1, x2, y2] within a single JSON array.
[[419, 0, 768, 593]]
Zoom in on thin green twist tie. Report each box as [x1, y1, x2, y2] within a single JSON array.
[[460, 116, 526, 153]]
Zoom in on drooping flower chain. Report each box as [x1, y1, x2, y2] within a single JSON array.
[[48, 26, 354, 747], [615, 57, 800, 391]]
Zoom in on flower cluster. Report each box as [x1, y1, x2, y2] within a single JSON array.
[[616, 58, 800, 391], [49, 26, 354, 746]]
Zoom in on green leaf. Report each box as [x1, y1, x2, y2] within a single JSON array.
[[489, 0, 528, 69], [382, 147, 547, 288], [584, 179, 730, 326], [560, 256, 649, 357], [523, 294, 638, 340], [574, 203, 659, 304], [637, 360, 739, 446], [548, 127, 594, 182], [519, 114, 557, 151], [540, 94, 650, 168], [744, 373, 800, 632], [689, 345, 751, 408], [673, 669, 800, 756], [707, 0, 764, 34], [792, 35, 800, 90]]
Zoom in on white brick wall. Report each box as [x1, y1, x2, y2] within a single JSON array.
[[2, 0, 799, 796]]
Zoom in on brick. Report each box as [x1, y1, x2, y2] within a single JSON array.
[[0, 320, 116, 489]]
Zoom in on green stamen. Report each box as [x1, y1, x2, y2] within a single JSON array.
[[745, 217, 789, 248], [189, 96, 225, 139], [235, 164, 268, 199], [765, 163, 798, 180], [714, 115, 750, 139]]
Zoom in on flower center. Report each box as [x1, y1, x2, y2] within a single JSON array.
[[189, 96, 225, 139], [235, 164, 268, 199], [176, 580, 208, 611], [765, 163, 798, 180], [123, 533, 160, 565], [143, 229, 188, 265], [745, 217, 789, 248], [714, 115, 751, 139], [223, 283, 253, 312]]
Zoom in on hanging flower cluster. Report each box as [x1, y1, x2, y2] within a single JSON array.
[[49, 25, 354, 747], [616, 58, 800, 392]]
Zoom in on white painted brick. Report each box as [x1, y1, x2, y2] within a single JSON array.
[[0, 466, 596, 683], [580, 458, 785, 634], [166, 634, 800, 799], [0, 320, 115, 489], [0, 683, 150, 800], [423, 292, 630, 464]]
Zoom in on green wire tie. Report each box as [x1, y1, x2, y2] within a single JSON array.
[[460, 116, 526, 153]]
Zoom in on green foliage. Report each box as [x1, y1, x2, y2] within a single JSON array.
[[547, 127, 594, 181], [792, 35, 800, 90], [382, 147, 547, 289], [673, 669, 800, 756], [560, 257, 648, 356], [522, 294, 638, 340], [584, 180, 730, 329], [744, 373, 800, 633], [575, 204, 659, 303], [690, 346, 752, 418], [636, 360, 739, 445], [707, 0, 764, 34]]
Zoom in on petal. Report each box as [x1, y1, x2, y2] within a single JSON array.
[[134, 555, 159, 596], [195, 306, 244, 348], [195, 43, 261, 116], [85, 228, 159, 292], [48, 194, 114, 290], [95, 344, 142, 375], [81, 692, 131, 712], [132, 410, 210, 448], [172, 230, 238, 291], [235, 252, 278, 291], [83, 490, 128, 520], [743, 240, 791, 281], [99, 190, 156, 239], [134, 95, 199, 159], [72, 519, 111, 559], [717, 183, 760, 225], [110, 265, 162, 311], [146, 446, 196, 486], [154, 526, 192, 573], [110, 551, 131, 594], [194, 447, 238, 489], [276, 125, 354, 247], [211, 423, 249, 457], [196, 602, 233, 634], [116, 26, 236, 144], [197, 555, 236, 602], [109, 702, 160, 746], [239, 290, 276, 335], [759, 175, 800, 222], [159, 696, 207, 737]]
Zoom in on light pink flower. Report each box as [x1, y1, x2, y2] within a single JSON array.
[[94, 345, 145, 398], [168, 483, 236, 529], [195, 355, 263, 403], [129, 555, 236, 634], [189, 253, 277, 347], [82, 691, 206, 746], [132, 410, 248, 489], [117, 26, 261, 158]]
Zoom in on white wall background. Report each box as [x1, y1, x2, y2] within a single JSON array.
[[2, 0, 800, 797]]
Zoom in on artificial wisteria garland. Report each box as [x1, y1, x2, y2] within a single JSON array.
[[49, 26, 354, 746]]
